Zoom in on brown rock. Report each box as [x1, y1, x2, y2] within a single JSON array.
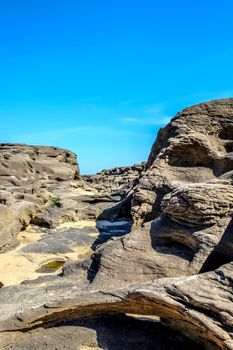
[[132, 98, 233, 225], [0, 263, 231, 349]]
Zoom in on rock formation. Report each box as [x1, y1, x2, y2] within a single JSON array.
[[0, 144, 127, 251], [0, 144, 80, 252], [0, 143, 80, 185], [83, 162, 145, 193], [132, 98, 233, 225], [0, 99, 233, 349]]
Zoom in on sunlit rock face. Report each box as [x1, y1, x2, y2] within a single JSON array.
[[70, 99, 233, 290], [0, 144, 80, 252], [0, 143, 80, 185], [56, 99, 233, 350], [132, 98, 233, 225]]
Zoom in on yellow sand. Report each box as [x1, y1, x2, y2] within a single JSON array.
[[57, 220, 96, 230], [0, 222, 95, 286]]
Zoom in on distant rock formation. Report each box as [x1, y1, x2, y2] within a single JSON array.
[[0, 143, 80, 185], [83, 162, 145, 193]]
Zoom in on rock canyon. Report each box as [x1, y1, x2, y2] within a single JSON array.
[[1, 98, 233, 349]]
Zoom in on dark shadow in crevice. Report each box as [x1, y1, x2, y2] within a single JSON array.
[[143, 185, 171, 223], [200, 219, 233, 273], [89, 193, 133, 251], [150, 215, 197, 262], [14, 314, 203, 350], [87, 249, 102, 283], [97, 193, 133, 221], [219, 125, 233, 140]]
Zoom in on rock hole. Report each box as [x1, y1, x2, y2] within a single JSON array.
[[223, 141, 233, 153], [219, 125, 233, 140], [36, 259, 65, 273]]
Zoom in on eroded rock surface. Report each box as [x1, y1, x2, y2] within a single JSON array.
[[1, 99, 233, 349], [1, 314, 203, 350], [83, 162, 145, 194], [0, 263, 231, 349], [132, 98, 233, 225], [0, 143, 80, 185], [0, 144, 129, 252], [0, 144, 81, 252]]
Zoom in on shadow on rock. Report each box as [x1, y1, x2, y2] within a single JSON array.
[[150, 215, 196, 262], [200, 218, 233, 273], [6, 314, 204, 350], [91, 220, 132, 250]]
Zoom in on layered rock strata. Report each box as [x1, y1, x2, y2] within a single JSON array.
[[1, 99, 233, 349]]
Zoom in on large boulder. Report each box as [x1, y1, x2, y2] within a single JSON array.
[[132, 98, 233, 225], [0, 144, 81, 251], [0, 262, 232, 349], [63, 100, 233, 288], [0, 144, 80, 186]]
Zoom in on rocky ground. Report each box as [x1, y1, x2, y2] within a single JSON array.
[[0, 98, 233, 349]]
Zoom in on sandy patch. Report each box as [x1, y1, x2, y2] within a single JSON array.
[[0, 246, 93, 286], [0, 221, 95, 286], [56, 220, 96, 230], [79, 347, 101, 350]]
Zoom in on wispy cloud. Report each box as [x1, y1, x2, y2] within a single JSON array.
[[7, 126, 150, 144], [123, 116, 170, 125], [118, 100, 135, 106], [121, 102, 171, 126]]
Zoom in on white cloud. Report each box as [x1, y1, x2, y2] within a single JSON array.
[[123, 116, 170, 126], [121, 102, 171, 126]]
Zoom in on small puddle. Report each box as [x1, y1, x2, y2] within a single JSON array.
[[35, 259, 65, 273]]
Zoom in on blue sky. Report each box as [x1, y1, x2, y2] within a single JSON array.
[[1, 1, 233, 173]]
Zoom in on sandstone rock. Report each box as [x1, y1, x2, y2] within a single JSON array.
[[0, 205, 21, 252], [0, 144, 82, 251], [0, 263, 231, 349], [132, 99, 233, 226], [31, 191, 127, 228], [82, 162, 145, 194], [0, 144, 80, 186], [1, 99, 233, 349], [63, 179, 233, 288], [1, 314, 202, 350]]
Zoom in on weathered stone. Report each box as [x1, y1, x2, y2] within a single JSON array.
[[1, 314, 202, 350], [0, 263, 232, 349], [0, 144, 80, 186], [132, 99, 233, 226], [1, 99, 233, 349], [82, 162, 145, 194]]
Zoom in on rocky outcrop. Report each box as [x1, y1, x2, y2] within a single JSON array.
[[63, 180, 233, 289], [81, 163, 146, 222], [0, 143, 80, 186], [59, 99, 233, 348], [83, 162, 145, 194], [0, 144, 81, 251], [132, 98, 233, 225], [1, 315, 202, 350], [0, 262, 232, 349], [1, 99, 233, 349]]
